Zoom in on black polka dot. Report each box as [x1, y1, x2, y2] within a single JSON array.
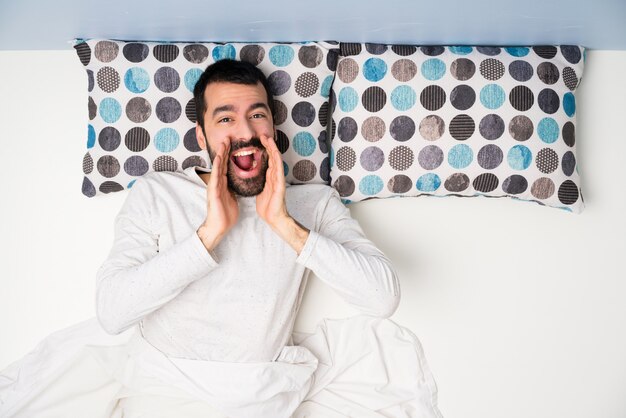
[[444, 173, 470, 192], [562, 122, 575, 147], [502, 175, 528, 194], [533, 46, 557, 59], [562, 151, 576, 176], [362, 86, 387, 112], [509, 86, 534, 112], [298, 46, 323, 68], [126, 97, 151, 123], [273, 100, 288, 125], [479, 114, 505, 140], [87, 70, 94, 92], [182, 155, 207, 170], [83, 152, 93, 174], [476, 47, 501, 56], [334, 175, 355, 197], [183, 44, 209, 63], [97, 155, 120, 178], [536, 148, 559, 174], [268, 70, 291, 96], [365, 43, 388, 55], [538, 89, 560, 114], [88, 97, 97, 120], [480, 59, 505, 80], [477, 144, 503, 169], [185, 98, 196, 123], [291, 102, 316, 127], [183, 128, 201, 152], [293, 160, 317, 182], [125, 127, 151, 152], [560, 46, 582, 64], [294, 72, 319, 98], [537, 62, 560, 85], [339, 43, 362, 56], [388, 146, 414, 171], [123, 43, 149, 63], [509, 115, 534, 141], [99, 181, 124, 194], [392, 45, 418, 56], [558, 180, 579, 205], [74, 42, 91, 66], [98, 127, 121, 151], [473, 173, 499, 193], [153, 155, 178, 172], [562, 67, 579, 91], [275, 130, 289, 153], [156, 97, 182, 123], [420, 85, 446, 111], [449, 114, 475, 140], [450, 85, 476, 110], [451, 59, 476, 81], [124, 155, 149, 176], [82, 176, 96, 197], [388, 174, 412, 194], [318, 102, 329, 127], [97, 67, 120, 93], [326, 49, 339, 71], [419, 46, 443, 56], [509, 60, 533, 82], [338, 117, 358, 142], [337, 146, 357, 171], [320, 157, 330, 183], [153, 44, 179, 63], [390, 116, 416, 142], [318, 130, 329, 154], [240, 45, 265, 65], [154, 67, 180, 93]]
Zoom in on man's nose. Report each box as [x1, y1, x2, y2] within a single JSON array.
[[234, 118, 255, 140]]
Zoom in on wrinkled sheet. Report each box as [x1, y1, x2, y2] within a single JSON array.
[[0, 316, 442, 418]]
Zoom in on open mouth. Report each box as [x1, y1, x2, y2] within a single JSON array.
[[230, 147, 265, 178]]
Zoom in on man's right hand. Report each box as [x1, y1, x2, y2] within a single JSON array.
[[197, 141, 239, 251]]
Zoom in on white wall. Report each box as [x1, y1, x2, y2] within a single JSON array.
[[0, 49, 625, 418]]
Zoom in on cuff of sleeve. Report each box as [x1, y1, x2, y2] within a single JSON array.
[[189, 231, 220, 269], [295, 230, 319, 266]]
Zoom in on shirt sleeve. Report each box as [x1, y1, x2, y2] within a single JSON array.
[[95, 178, 218, 335], [295, 188, 401, 317]]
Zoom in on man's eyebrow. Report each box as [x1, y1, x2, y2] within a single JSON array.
[[212, 104, 235, 118], [248, 102, 270, 113]]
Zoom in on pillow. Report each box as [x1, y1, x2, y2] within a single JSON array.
[[329, 44, 585, 212], [74, 39, 338, 197]]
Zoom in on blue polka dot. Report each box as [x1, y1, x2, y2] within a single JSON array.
[[154, 128, 180, 153], [99, 98, 122, 123], [448, 144, 473, 169], [283, 161, 289, 177], [508, 145, 532, 170], [505, 47, 529, 57], [128, 179, 136, 188], [87, 124, 96, 148], [416, 173, 441, 192], [320, 75, 333, 98], [293, 132, 316, 157], [363, 58, 387, 82], [212, 44, 236, 61], [391, 85, 416, 111], [329, 147, 335, 169], [449, 46, 473, 55], [269, 45, 295, 67], [421, 58, 446, 80], [184, 68, 203, 92], [124, 67, 150, 93], [563, 92, 576, 117], [480, 84, 506, 109], [537, 117, 559, 143], [359, 175, 384, 196], [338, 87, 359, 112]]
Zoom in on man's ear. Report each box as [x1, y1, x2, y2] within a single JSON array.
[[196, 123, 206, 150]]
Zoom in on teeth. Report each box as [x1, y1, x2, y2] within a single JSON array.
[[233, 150, 255, 157], [252, 160, 258, 168]]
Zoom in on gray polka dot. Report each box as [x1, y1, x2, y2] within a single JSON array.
[[268, 70, 291, 96], [153, 44, 179, 63], [337, 58, 359, 83], [362, 116, 386, 142], [182, 155, 208, 170], [185, 98, 196, 123], [124, 155, 149, 176], [450, 85, 476, 110], [126, 97, 152, 123], [366, 43, 388, 55], [83, 152, 93, 174], [94, 40, 119, 63], [327, 49, 339, 71], [562, 122, 575, 147], [154, 67, 180, 93], [391, 59, 417, 82], [479, 114, 505, 140], [451, 58, 475, 81], [74, 42, 91, 66], [294, 72, 319, 98], [538, 89, 560, 114], [183, 44, 209, 63], [390, 116, 415, 142], [153, 155, 178, 172], [98, 127, 121, 151], [273, 100, 288, 125], [360, 146, 385, 171], [318, 102, 329, 127], [320, 156, 330, 182], [293, 160, 317, 182], [419, 46, 442, 56], [156, 97, 182, 123], [338, 117, 358, 142], [99, 181, 124, 194], [537, 62, 560, 85], [97, 155, 120, 178], [87, 70, 94, 92], [509, 60, 534, 82], [298, 46, 323, 68], [509, 115, 534, 141], [419, 115, 445, 141], [562, 151, 576, 176], [291, 101, 315, 127], [82, 177, 96, 197], [389, 146, 414, 171], [123, 43, 149, 63], [477, 46, 501, 56], [336, 146, 356, 171], [560, 46, 581, 64], [183, 128, 201, 152], [275, 130, 289, 153], [88, 96, 97, 120], [418, 145, 444, 170], [444, 173, 470, 192], [334, 175, 355, 197], [502, 175, 528, 195], [531, 177, 555, 199], [477, 144, 503, 169], [318, 130, 329, 154], [388, 174, 412, 193], [240, 45, 265, 65]]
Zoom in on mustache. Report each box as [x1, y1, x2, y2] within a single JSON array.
[[229, 137, 265, 153]]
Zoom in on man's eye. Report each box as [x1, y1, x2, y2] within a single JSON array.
[[251, 113, 265, 119], [218, 117, 232, 123]]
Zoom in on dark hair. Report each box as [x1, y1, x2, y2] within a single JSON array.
[[193, 59, 275, 129]]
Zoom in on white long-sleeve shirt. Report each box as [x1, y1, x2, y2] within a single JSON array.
[[96, 166, 400, 362]]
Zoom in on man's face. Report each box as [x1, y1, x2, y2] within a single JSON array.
[[196, 81, 274, 196]]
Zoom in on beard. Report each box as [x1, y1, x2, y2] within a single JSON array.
[[208, 137, 269, 197]]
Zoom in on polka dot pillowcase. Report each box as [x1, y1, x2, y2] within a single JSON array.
[[75, 39, 337, 197], [330, 44, 584, 212]]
